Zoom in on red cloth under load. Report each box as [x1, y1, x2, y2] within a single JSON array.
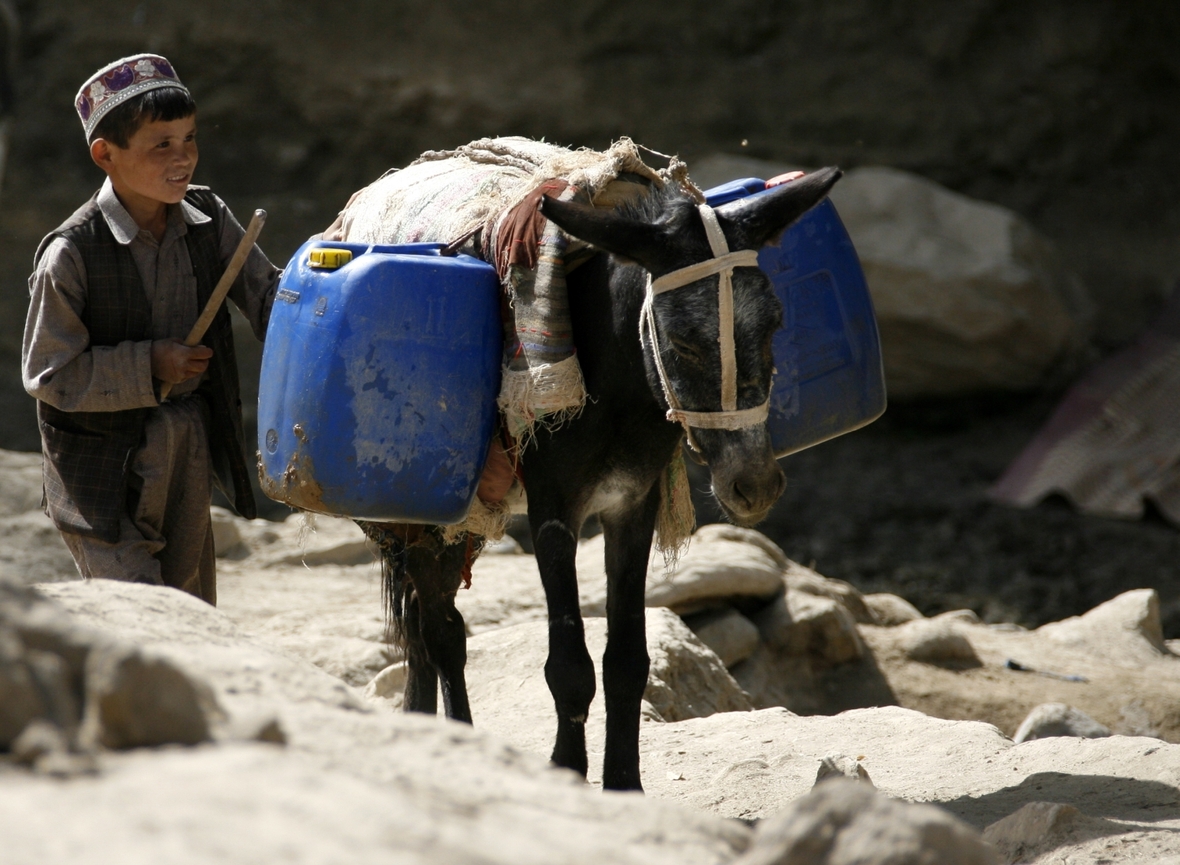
[[492, 179, 570, 279]]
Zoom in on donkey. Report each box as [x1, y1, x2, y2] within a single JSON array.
[[360, 168, 843, 791]]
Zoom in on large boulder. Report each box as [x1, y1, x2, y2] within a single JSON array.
[[830, 166, 1091, 398], [691, 156, 1092, 399], [578, 524, 787, 616], [0, 576, 94, 749], [463, 607, 751, 766], [684, 607, 762, 668]]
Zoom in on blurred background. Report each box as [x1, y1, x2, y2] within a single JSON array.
[[1, 1, 1177, 630]]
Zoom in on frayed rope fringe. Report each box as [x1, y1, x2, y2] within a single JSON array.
[[655, 448, 695, 569], [497, 356, 588, 448], [441, 496, 513, 547]]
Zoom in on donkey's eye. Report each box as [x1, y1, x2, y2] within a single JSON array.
[[670, 339, 705, 366]]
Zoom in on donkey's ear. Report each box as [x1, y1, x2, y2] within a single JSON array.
[[714, 167, 843, 250], [540, 196, 666, 268]]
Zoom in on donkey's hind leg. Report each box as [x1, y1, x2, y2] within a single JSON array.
[[358, 520, 460, 718], [404, 532, 473, 723], [402, 587, 439, 714]]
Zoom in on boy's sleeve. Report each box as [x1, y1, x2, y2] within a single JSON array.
[[22, 237, 159, 412], [215, 195, 281, 341]]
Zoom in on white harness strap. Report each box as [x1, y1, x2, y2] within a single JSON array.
[[699, 206, 738, 412], [640, 204, 771, 448]]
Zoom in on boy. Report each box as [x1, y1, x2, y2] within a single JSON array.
[[22, 54, 280, 604]]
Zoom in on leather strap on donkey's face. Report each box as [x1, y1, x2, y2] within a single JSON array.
[[641, 204, 769, 450]]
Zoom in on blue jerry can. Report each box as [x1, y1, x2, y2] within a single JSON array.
[[257, 241, 502, 523], [704, 178, 887, 457]]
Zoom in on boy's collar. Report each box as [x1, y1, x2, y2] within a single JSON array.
[[97, 177, 211, 244]]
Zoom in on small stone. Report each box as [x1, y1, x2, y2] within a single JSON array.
[[252, 718, 287, 745], [11, 718, 68, 766], [936, 609, 981, 625], [684, 608, 761, 668], [481, 535, 523, 555], [736, 777, 998, 865], [210, 506, 246, 558], [644, 525, 787, 614], [1117, 701, 1158, 738], [33, 749, 99, 778], [80, 644, 219, 750], [1013, 703, 1110, 743], [784, 565, 874, 625], [982, 801, 1079, 862], [364, 661, 408, 701], [754, 592, 864, 665], [1037, 589, 1167, 662], [864, 593, 923, 626], [216, 711, 288, 745], [814, 753, 873, 787], [24, 649, 79, 734], [899, 619, 981, 667], [0, 629, 44, 748]]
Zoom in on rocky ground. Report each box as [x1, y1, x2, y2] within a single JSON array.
[[692, 391, 1180, 635], [5, 449, 1180, 863]]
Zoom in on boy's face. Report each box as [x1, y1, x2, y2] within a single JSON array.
[[91, 114, 199, 207]]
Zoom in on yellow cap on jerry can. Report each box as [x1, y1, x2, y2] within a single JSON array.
[[308, 248, 354, 269]]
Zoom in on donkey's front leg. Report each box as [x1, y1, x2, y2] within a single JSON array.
[[531, 512, 597, 777], [600, 484, 660, 791]]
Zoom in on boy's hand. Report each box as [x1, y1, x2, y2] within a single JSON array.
[[151, 338, 213, 384]]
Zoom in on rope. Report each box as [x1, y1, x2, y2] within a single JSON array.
[[698, 206, 737, 411]]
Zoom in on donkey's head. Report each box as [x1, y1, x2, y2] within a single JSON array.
[[542, 168, 842, 526]]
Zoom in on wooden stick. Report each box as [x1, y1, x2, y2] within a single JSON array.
[[160, 209, 267, 400]]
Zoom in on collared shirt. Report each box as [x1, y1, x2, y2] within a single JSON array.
[[23, 177, 280, 412]]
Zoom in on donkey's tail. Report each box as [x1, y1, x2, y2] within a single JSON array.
[[355, 520, 416, 648]]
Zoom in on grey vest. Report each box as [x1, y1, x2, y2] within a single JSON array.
[[35, 186, 257, 542]]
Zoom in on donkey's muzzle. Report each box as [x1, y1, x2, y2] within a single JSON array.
[[706, 433, 786, 526]]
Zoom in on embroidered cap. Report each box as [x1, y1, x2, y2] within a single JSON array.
[[75, 54, 190, 140]]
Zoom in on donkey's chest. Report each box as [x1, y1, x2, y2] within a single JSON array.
[[584, 470, 652, 519], [506, 468, 652, 520]]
